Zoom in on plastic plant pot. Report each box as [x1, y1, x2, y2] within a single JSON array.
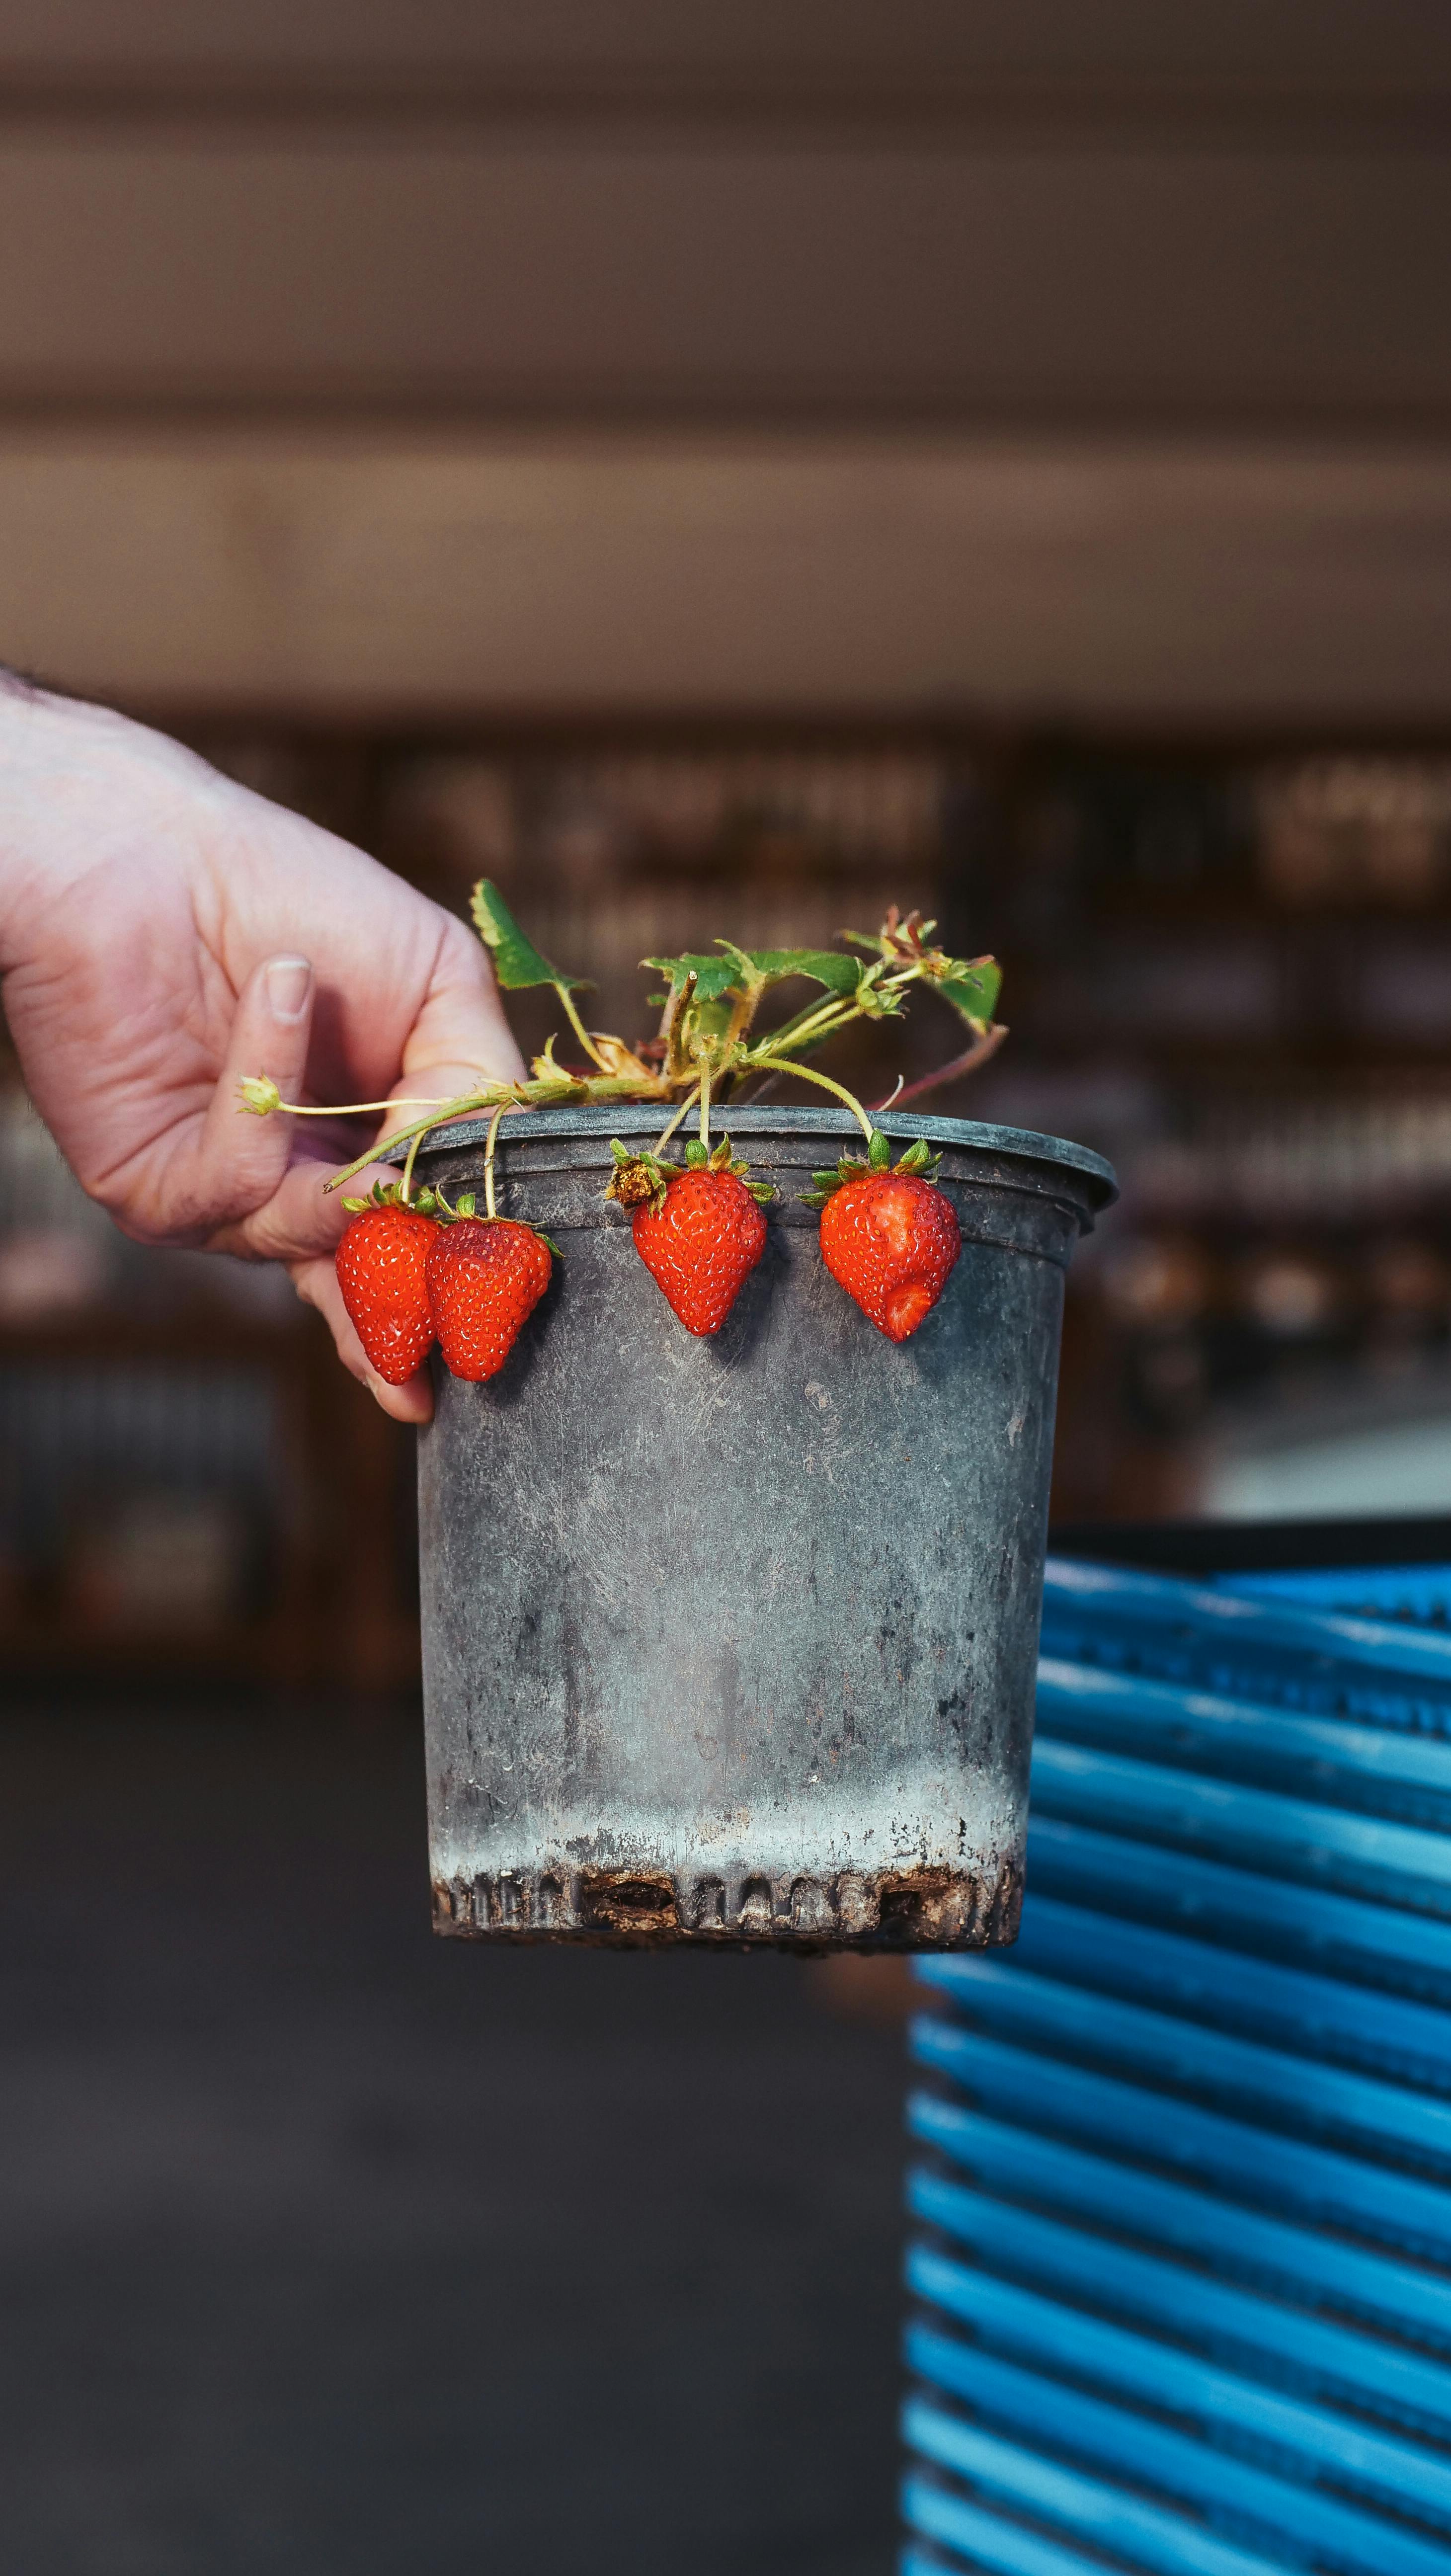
[[407, 1106, 1115, 1950]]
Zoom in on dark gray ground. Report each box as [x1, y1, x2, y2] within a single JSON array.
[[0, 1700, 906, 2575]]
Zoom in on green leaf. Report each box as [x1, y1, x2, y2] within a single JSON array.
[[685, 1139, 709, 1167], [937, 960, 1003, 1032], [643, 952, 747, 1004], [868, 1129, 891, 1169], [471, 879, 585, 992], [746, 948, 865, 996]]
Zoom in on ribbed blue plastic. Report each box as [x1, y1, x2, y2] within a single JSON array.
[[1209, 1568, 1451, 1628], [903, 1557, 1451, 2576]]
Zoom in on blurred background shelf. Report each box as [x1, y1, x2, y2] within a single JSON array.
[[11, 718, 1451, 1686], [0, 1118, 421, 1692]]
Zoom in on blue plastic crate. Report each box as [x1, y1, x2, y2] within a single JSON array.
[[903, 1558, 1451, 2576]]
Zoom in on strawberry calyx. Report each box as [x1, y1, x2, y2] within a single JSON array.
[[430, 1185, 561, 1260], [799, 1128, 941, 1208], [605, 1134, 774, 1212], [340, 1178, 439, 1216]]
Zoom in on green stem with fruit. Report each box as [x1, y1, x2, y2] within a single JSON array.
[[653, 1083, 701, 1157], [483, 1100, 507, 1221], [736, 1053, 877, 1144]]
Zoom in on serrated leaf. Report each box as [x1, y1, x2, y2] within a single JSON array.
[[471, 879, 585, 992], [746, 948, 865, 996], [937, 960, 1003, 1031], [644, 952, 747, 1004]]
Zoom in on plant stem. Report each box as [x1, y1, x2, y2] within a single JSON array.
[[752, 961, 920, 1064], [251, 1095, 458, 1117], [321, 1085, 515, 1192], [699, 1063, 712, 1151], [761, 997, 856, 1056], [483, 1100, 508, 1220], [401, 1120, 430, 1204], [557, 983, 610, 1073], [748, 1053, 875, 1143], [653, 1083, 701, 1155]]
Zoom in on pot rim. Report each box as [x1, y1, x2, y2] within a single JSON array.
[[392, 1103, 1117, 1213]]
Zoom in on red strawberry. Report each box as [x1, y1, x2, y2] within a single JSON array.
[[425, 1213, 554, 1381], [335, 1183, 439, 1383], [808, 1134, 960, 1342], [607, 1137, 771, 1335]]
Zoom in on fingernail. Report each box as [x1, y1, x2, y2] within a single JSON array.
[[266, 956, 313, 1023]]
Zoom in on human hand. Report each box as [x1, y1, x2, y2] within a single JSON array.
[[0, 683, 525, 1420]]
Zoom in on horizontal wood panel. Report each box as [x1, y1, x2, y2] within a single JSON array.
[[3, 434, 1449, 721], [0, 1, 1446, 116], [0, 138, 1448, 431]]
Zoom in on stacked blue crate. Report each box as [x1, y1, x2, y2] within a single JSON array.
[[902, 1554, 1451, 2576]]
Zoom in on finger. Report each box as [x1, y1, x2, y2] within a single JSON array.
[[213, 1155, 402, 1264], [397, 915, 528, 1094], [370, 923, 526, 1149], [290, 1256, 435, 1425], [194, 953, 317, 1222]]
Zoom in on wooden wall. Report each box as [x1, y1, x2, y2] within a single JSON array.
[[0, 3, 1448, 721]]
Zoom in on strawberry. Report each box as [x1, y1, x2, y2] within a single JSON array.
[[805, 1132, 960, 1342], [424, 1205, 555, 1381], [607, 1136, 771, 1335], [335, 1182, 439, 1384]]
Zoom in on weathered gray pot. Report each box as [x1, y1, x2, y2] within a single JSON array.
[[408, 1108, 1114, 1950]]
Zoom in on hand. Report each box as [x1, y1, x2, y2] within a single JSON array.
[[0, 682, 525, 1420]]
